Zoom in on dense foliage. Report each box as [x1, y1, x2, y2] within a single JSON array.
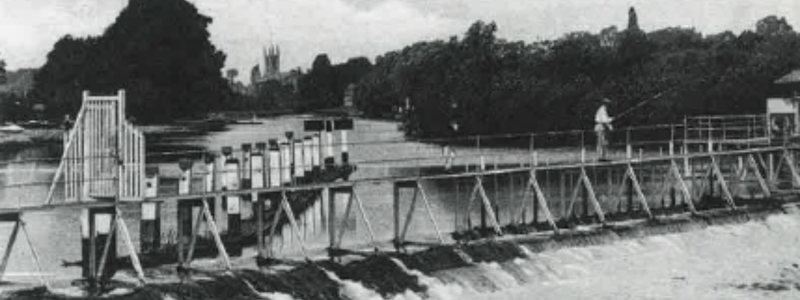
[[355, 11, 800, 138], [0, 58, 5, 85], [30, 0, 231, 123], [294, 56, 373, 111]]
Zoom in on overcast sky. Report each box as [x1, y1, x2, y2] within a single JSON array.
[[1, 0, 800, 83]]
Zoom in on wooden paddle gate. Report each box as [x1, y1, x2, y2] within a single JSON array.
[[47, 89, 145, 204]]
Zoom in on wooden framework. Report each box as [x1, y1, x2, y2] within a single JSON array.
[[0, 213, 47, 287], [3, 122, 800, 285]]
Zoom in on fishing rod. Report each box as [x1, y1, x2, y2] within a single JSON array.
[[614, 85, 679, 121]]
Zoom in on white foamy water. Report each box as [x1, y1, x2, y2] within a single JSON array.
[[308, 214, 800, 300]]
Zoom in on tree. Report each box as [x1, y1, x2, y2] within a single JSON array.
[[299, 54, 336, 109], [354, 12, 800, 139], [297, 54, 374, 111], [31, 35, 96, 118], [756, 15, 794, 37], [0, 59, 6, 85], [226, 68, 239, 83], [31, 0, 230, 123]]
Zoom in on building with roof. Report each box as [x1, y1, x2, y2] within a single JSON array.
[[249, 44, 301, 94], [767, 69, 800, 137]]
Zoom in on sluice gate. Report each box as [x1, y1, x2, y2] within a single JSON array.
[[1, 91, 800, 294]]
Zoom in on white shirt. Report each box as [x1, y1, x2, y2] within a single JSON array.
[[595, 105, 613, 131]]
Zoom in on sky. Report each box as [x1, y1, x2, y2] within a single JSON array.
[[1, 0, 800, 84]]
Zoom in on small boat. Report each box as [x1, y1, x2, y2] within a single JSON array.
[[0, 123, 25, 134]]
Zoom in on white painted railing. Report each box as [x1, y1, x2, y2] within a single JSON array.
[[48, 90, 145, 203]]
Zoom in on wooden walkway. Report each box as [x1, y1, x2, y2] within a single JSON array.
[[1, 91, 800, 289]]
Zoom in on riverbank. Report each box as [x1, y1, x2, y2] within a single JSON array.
[[0, 129, 62, 149]]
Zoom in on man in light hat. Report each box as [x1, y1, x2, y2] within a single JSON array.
[[595, 98, 614, 161]]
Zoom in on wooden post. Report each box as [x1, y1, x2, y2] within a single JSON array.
[[476, 177, 503, 235], [144, 167, 159, 198], [201, 200, 232, 270], [708, 160, 715, 197], [324, 121, 335, 168], [768, 153, 775, 183], [341, 126, 349, 164], [222, 148, 242, 257], [176, 159, 193, 265], [533, 179, 539, 224], [626, 129, 632, 160], [0, 219, 20, 282], [268, 140, 281, 188], [140, 201, 160, 253], [392, 184, 400, 250], [312, 133, 322, 174], [255, 197, 265, 259], [625, 164, 653, 219], [560, 171, 566, 217], [253, 143, 266, 190], [335, 190, 355, 248], [113, 212, 146, 284], [293, 139, 305, 184], [264, 140, 281, 258], [399, 184, 419, 244], [80, 209, 92, 279], [582, 175, 589, 219], [336, 118, 354, 164], [18, 220, 48, 287], [280, 140, 292, 186], [323, 187, 333, 252], [93, 208, 115, 282], [241, 143, 253, 201], [204, 152, 216, 217], [529, 171, 560, 233], [88, 209, 98, 285], [178, 158, 193, 196], [253, 143, 266, 259], [626, 170, 634, 213], [303, 137, 314, 180], [417, 181, 445, 244], [480, 158, 486, 229]]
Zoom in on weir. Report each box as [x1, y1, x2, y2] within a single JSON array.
[[1, 90, 800, 295]]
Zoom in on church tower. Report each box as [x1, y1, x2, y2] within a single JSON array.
[[262, 45, 281, 81]]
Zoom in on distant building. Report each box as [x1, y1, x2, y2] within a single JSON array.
[[250, 44, 302, 93], [767, 69, 800, 137], [774, 69, 800, 97]]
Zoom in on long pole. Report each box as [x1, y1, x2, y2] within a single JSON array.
[[614, 86, 678, 121]]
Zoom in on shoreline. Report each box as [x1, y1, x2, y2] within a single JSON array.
[[0, 129, 63, 150]]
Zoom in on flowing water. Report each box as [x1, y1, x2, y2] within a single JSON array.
[[1, 116, 799, 300], [0, 116, 532, 285]]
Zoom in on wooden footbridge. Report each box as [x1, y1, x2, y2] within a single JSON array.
[[1, 90, 800, 290]]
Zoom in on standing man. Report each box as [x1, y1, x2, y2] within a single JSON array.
[[444, 120, 459, 171], [595, 98, 614, 161]]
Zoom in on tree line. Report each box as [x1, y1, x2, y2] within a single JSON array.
[[250, 55, 373, 112], [29, 0, 231, 123], [353, 9, 800, 138]]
